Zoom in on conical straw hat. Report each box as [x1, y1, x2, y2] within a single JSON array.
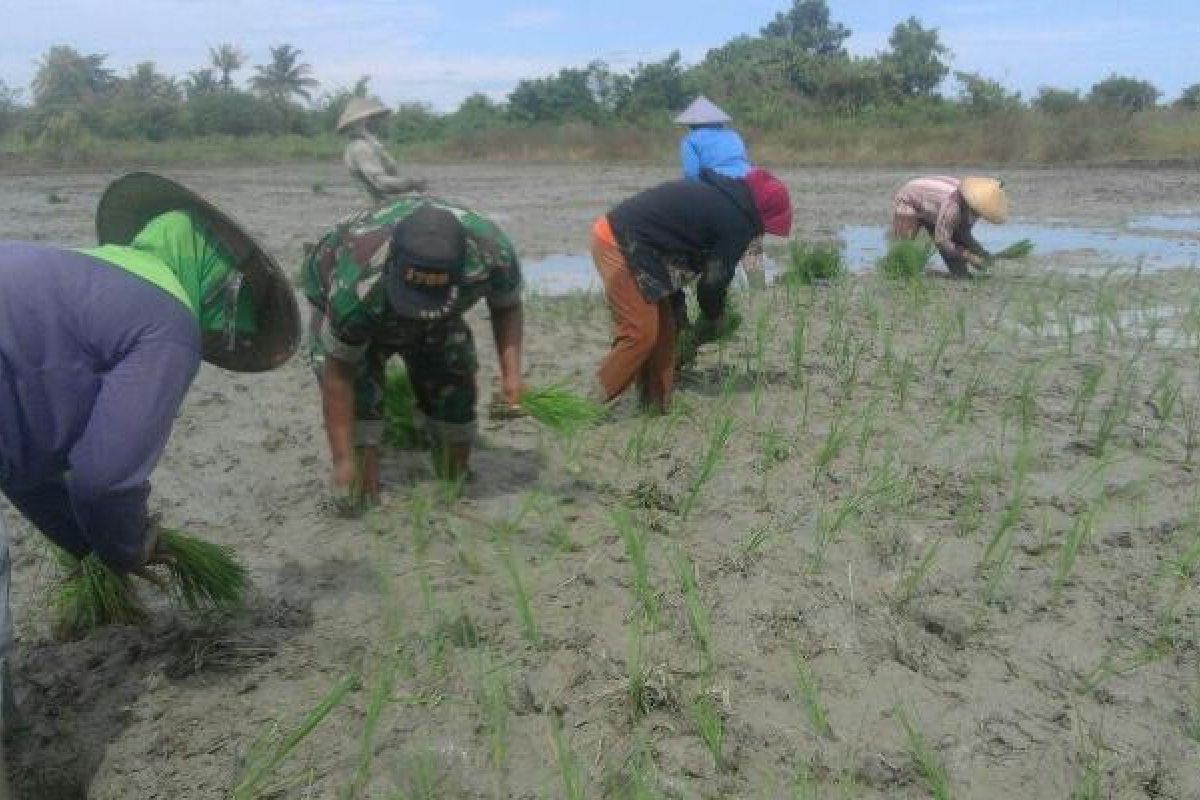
[[96, 172, 301, 373], [960, 177, 1008, 224], [674, 95, 732, 126], [336, 96, 391, 132]]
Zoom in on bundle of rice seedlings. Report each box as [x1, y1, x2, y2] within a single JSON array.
[[519, 384, 606, 436], [877, 239, 933, 280], [781, 242, 844, 286], [158, 529, 249, 611], [53, 551, 145, 638], [676, 310, 744, 368], [994, 239, 1035, 260], [383, 368, 423, 449]]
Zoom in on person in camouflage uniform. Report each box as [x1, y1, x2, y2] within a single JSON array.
[[302, 198, 524, 501]]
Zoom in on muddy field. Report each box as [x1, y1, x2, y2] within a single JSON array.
[[3, 163, 1200, 799]]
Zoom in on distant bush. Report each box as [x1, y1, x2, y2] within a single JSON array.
[[878, 239, 932, 280]]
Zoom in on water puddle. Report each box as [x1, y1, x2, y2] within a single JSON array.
[[524, 253, 782, 295], [1128, 213, 1200, 234], [839, 222, 1200, 273], [523, 253, 598, 294]]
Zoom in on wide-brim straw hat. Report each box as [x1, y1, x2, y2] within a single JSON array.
[[674, 95, 732, 126], [96, 172, 300, 372], [960, 176, 1009, 224], [336, 96, 391, 132]]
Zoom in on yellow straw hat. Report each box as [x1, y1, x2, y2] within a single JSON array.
[[959, 177, 1009, 224], [336, 96, 391, 133]]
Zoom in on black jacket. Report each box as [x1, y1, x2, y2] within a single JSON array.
[[606, 169, 762, 319]]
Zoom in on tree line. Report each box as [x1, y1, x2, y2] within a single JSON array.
[[0, 1, 1195, 152]]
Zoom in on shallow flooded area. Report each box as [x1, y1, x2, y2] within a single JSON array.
[[3, 163, 1200, 800]]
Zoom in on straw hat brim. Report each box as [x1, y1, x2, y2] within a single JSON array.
[[960, 176, 1009, 224], [96, 172, 301, 373], [336, 101, 391, 133]]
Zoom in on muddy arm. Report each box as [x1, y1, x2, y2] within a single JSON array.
[[489, 302, 524, 405]]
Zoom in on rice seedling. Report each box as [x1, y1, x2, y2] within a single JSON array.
[[52, 551, 146, 638], [676, 311, 743, 368], [498, 548, 539, 646], [813, 414, 853, 487], [549, 712, 586, 800], [1010, 365, 1041, 435], [892, 540, 940, 610], [955, 476, 985, 538], [927, 317, 955, 375], [791, 765, 817, 800], [892, 356, 916, 410], [792, 650, 834, 739], [877, 239, 932, 281], [680, 413, 735, 520], [1070, 738, 1103, 800], [783, 242, 844, 286], [669, 545, 715, 674], [472, 650, 510, 774], [344, 653, 399, 800], [1071, 365, 1105, 435], [737, 523, 773, 562], [231, 673, 360, 800], [894, 705, 953, 800], [158, 530, 249, 611], [1082, 636, 1173, 694], [944, 369, 984, 425], [1053, 498, 1104, 599], [613, 508, 659, 626], [789, 306, 809, 387], [1182, 395, 1200, 465], [1185, 678, 1200, 743], [994, 239, 1035, 260], [1149, 369, 1181, 441], [383, 369, 422, 449], [393, 750, 445, 800], [1093, 367, 1136, 456], [690, 694, 727, 771], [519, 384, 606, 437]]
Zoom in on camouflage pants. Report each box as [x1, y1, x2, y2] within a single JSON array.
[[307, 305, 478, 447]]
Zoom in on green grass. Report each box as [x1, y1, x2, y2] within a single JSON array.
[[878, 239, 933, 281], [782, 242, 845, 286], [792, 651, 834, 739], [680, 413, 735, 520], [669, 546, 715, 674], [613, 508, 660, 626], [549, 712, 586, 800]]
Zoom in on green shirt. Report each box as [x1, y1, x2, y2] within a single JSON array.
[[302, 197, 523, 362]]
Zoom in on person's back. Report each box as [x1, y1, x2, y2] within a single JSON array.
[[680, 126, 751, 182]]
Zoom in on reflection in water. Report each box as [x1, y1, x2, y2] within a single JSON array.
[[1128, 214, 1200, 234]]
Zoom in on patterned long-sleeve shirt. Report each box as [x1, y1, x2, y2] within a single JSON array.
[[893, 176, 985, 265], [344, 132, 421, 202]]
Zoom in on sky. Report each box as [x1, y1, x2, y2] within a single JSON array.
[[2, 0, 1199, 110]]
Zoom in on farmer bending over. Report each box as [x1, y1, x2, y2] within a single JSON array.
[[303, 200, 525, 503], [337, 96, 428, 203], [892, 176, 1009, 278], [590, 167, 792, 410], [0, 172, 300, 731]]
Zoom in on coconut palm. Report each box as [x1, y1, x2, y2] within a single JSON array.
[[209, 44, 246, 90], [32, 45, 115, 106], [184, 68, 220, 99], [250, 44, 319, 104]]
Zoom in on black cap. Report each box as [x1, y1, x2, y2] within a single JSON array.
[[384, 204, 466, 321]]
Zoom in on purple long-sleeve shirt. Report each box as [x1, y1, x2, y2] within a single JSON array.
[[0, 243, 200, 571]]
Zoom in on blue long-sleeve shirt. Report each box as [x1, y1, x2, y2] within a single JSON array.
[[679, 127, 751, 182], [0, 244, 200, 571]]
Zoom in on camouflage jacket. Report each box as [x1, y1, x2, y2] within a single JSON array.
[[302, 198, 523, 361]]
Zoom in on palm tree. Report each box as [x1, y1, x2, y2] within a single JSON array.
[[32, 45, 115, 106], [250, 44, 319, 104], [184, 68, 220, 99], [209, 44, 246, 90]]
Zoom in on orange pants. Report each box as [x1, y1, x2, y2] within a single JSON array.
[[592, 217, 676, 408]]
